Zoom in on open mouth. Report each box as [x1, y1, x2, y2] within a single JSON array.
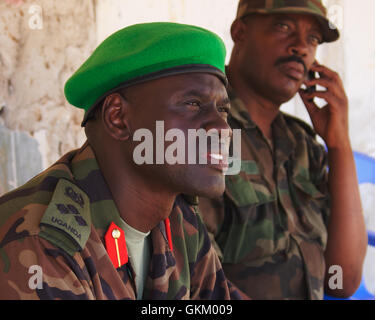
[[209, 153, 229, 173], [199, 152, 229, 173]]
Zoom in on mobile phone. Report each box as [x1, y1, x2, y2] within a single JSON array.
[[306, 69, 316, 102], [306, 70, 316, 94]]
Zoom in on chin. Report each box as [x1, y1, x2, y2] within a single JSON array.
[[171, 166, 226, 198], [273, 88, 300, 105], [270, 80, 301, 104], [191, 179, 225, 199]]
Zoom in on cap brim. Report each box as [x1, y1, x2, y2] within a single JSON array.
[[314, 15, 339, 43], [81, 64, 228, 127]]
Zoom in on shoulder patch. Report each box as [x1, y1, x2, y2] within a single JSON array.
[[282, 113, 316, 137], [39, 179, 91, 256]]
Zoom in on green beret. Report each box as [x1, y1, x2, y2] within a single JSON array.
[[64, 22, 227, 126]]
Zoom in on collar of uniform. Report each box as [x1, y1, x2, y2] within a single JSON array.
[[227, 85, 257, 130], [228, 87, 296, 164]]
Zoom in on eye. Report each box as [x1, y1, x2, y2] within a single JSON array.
[[185, 100, 201, 111], [218, 105, 230, 114], [217, 102, 230, 118], [309, 34, 322, 46], [275, 22, 291, 32]]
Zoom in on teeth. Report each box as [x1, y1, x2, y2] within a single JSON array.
[[210, 153, 223, 160]]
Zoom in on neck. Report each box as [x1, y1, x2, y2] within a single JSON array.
[[227, 64, 281, 139], [94, 145, 176, 233]]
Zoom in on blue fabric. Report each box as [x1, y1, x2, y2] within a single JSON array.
[[354, 151, 375, 184]]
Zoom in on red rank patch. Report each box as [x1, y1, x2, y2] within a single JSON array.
[[164, 218, 173, 252], [104, 222, 128, 269]]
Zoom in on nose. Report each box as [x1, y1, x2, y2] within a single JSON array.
[[203, 104, 232, 140], [200, 107, 231, 161], [287, 31, 309, 58]]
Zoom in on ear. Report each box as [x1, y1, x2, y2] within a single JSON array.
[[101, 93, 131, 141], [230, 19, 247, 43]]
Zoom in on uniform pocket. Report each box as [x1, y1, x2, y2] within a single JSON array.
[[292, 173, 324, 199], [225, 160, 275, 207], [225, 174, 259, 207]]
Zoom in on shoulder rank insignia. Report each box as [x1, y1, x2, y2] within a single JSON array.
[[105, 222, 128, 268], [39, 179, 91, 256]]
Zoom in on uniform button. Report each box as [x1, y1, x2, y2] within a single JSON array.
[[112, 229, 121, 239]]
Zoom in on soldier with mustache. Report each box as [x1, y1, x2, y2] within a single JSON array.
[[199, 0, 367, 300]]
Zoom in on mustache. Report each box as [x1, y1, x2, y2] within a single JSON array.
[[275, 56, 308, 75]]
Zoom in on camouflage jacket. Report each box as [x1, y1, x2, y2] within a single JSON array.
[[0, 142, 241, 300], [199, 89, 330, 300]]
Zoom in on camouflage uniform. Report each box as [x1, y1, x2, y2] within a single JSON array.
[[0, 142, 241, 300], [200, 88, 330, 300]]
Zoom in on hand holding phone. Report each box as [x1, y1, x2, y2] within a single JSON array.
[[299, 61, 350, 149]]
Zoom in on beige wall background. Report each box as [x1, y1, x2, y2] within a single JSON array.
[[1, 0, 375, 292]]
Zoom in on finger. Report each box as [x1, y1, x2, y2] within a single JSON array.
[[303, 78, 334, 90], [299, 89, 320, 116], [310, 63, 335, 76], [304, 78, 342, 98], [304, 77, 332, 88], [301, 90, 343, 110], [305, 65, 346, 99], [309, 64, 343, 85]]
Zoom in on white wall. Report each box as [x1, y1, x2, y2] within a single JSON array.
[[95, 0, 237, 61]]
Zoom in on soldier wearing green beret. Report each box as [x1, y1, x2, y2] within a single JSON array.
[[0, 22, 243, 300], [199, 0, 367, 299]]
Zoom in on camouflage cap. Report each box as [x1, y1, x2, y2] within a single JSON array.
[[236, 0, 339, 43]]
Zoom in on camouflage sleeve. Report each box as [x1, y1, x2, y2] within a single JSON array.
[[0, 235, 93, 300], [189, 208, 243, 300]]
